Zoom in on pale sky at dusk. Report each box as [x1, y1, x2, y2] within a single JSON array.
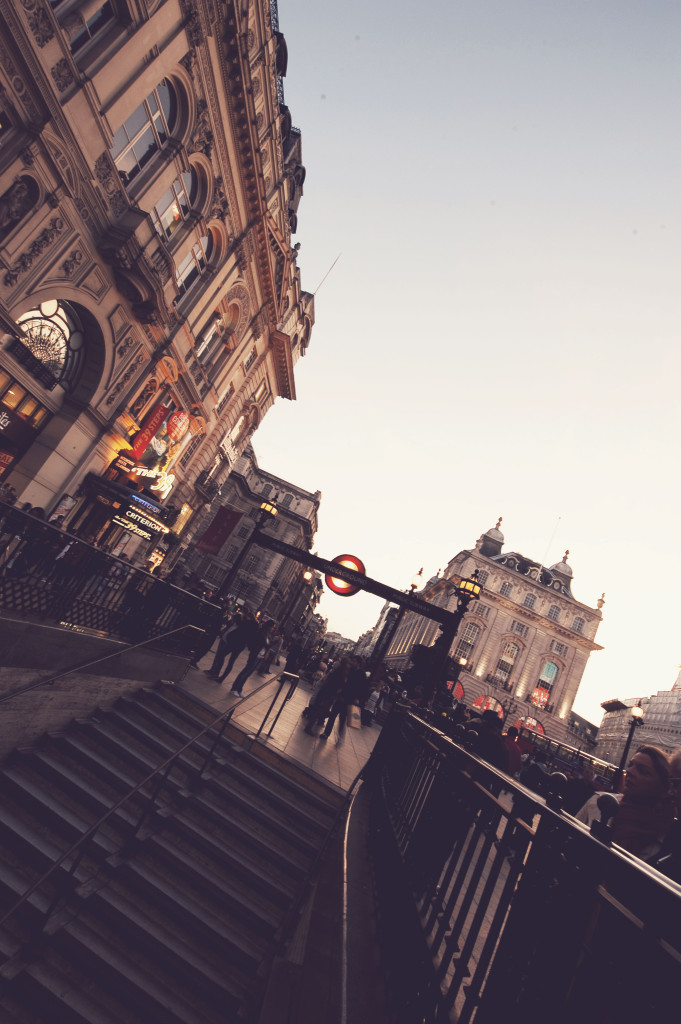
[[253, 0, 681, 725]]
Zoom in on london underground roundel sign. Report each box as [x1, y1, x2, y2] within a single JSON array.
[[325, 554, 366, 597]]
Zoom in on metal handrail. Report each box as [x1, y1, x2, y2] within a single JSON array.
[[0, 623, 204, 705], [0, 666, 298, 933]]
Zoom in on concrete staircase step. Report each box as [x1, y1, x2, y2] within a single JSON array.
[[103, 702, 334, 842], [0, 680, 344, 1023], [133, 689, 342, 817]]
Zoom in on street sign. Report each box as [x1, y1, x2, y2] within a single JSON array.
[[251, 530, 458, 627], [325, 554, 366, 596]]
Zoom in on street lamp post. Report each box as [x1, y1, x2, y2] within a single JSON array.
[[429, 570, 483, 704], [614, 704, 645, 789], [215, 498, 278, 603], [279, 569, 314, 632], [368, 568, 424, 678]]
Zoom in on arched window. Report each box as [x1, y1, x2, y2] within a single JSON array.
[[151, 170, 197, 241], [530, 661, 558, 710], [13, 300, 85, 391], [513, 717, 544, 735], [472, 695, 504, 719], [110, 80, 176, 186], [500, 582, 512, 597], [539, 661, 558, 687], [548, 604, 560, 621], [176, 235, 211, 294], [454, 622, 480, 663], [524, 593, 536, 609], [493, 642, 519, 686], [573, 617, 585, 634]]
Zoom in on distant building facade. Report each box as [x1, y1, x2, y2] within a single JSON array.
[[384, 520, 604, 747], [0, 0, 312, 572], [183, 444, 321, 624], [595, 671, 681, 764]]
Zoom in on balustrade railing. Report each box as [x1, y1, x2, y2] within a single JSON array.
[[0, 500, 219, 655], [364, 709, 681, 1024]]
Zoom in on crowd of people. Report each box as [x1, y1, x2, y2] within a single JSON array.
[[452, 703, 681, 883]]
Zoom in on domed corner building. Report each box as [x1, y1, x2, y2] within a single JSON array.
[[384, 518, 604, 749], [0, 1, 313, 567]]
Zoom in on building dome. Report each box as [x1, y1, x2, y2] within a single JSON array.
[[478, 517, 504, 557], [485, 517, 504, 543], [550, 550, 573, 578]]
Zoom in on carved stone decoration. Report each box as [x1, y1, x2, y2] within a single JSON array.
[[117, 336, 134, 360], [225, 283, 251, 340], [247, 30, 255, 51], [104, 354, 145, 406], [179, 0, 204, 48], [0, 39, 39, 125], [208, 176, 229, 221], [190, 100, 213, 158], [62, 250, 83, 276], [0, 177, 38, 241], [4, 217, 65, 286], [256, 112, 264, 132], [51, 59, 75, 94], [94, 152, 129, 216], [252, 76, 261, 98], [251, 311, 264, 340], [21, 0, 55, 47], [180, 51, 196, 77], [129, 378, 158, 419], [149, 245, 173, 283]]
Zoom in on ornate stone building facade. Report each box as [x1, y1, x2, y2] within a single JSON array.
[[185, 444, 321, 625], [384, 520, 604, 747], [0, 0, 312, 568]]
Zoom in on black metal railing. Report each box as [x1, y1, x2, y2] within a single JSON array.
[[364, 710, 681, 1024], [0, 500, 219, 654], [0, 624, 204, 707]]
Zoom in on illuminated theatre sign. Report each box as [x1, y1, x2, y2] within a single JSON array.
[[114, 455, 176, 500], [111, 503, 170, 542]]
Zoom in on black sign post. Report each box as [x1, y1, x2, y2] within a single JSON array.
[[252, 529, 459, 629]]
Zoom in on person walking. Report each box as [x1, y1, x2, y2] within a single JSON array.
[[204, 609, 242, 676], [304, 657, 353, 736], [227, 618, 275, 696], [319, 657, 367, 743]]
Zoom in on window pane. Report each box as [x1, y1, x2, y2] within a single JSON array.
[[132, 128, 158, 170], [17, 396, 39, 418], [158, 82, 173, 122], [110, 125, 129, 158], [152, 111, 168, 145], [115, 147, 138, 179], [2, 383, 27, 409], [125, 104, 150, 142]]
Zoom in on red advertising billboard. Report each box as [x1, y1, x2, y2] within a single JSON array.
[[194, 507, 243, 555], [130, 403, 170, 461]]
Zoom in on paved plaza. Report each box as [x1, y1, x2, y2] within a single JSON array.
[[178, 648, 381, 794]]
